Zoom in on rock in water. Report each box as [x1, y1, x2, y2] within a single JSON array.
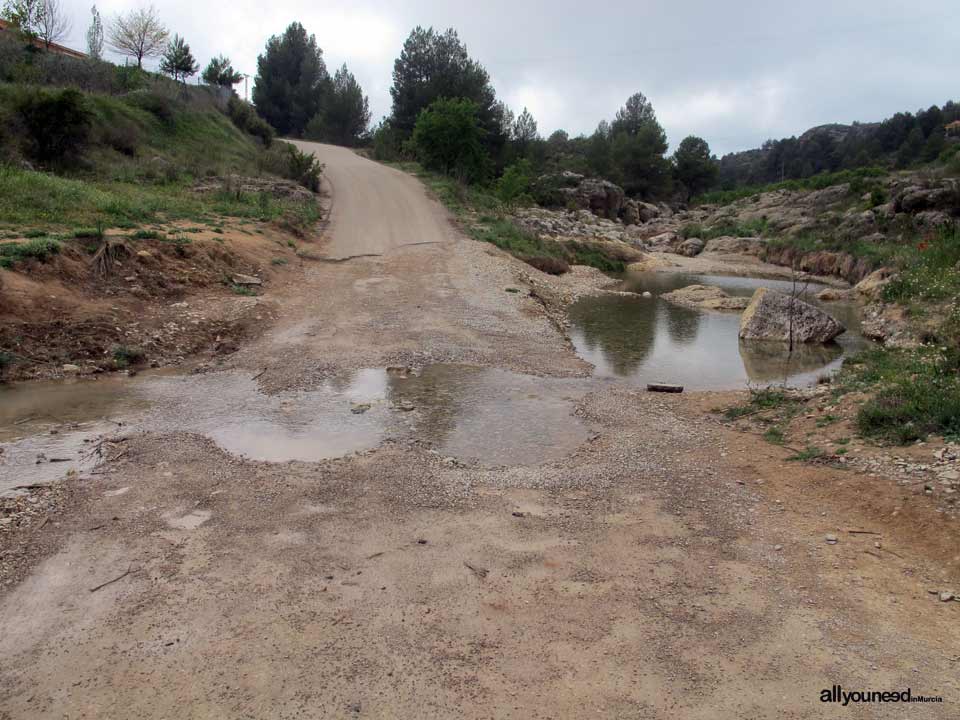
[[739, 288, 845, 344], [661, 285, 750, 312]]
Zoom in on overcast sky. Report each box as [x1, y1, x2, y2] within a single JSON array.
[[59, 0, 957, 155]]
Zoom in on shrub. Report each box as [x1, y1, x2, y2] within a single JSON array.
[[16, 88, 92, 166], [227, 96, 275, 147], [372, 120, 402, 161], [842, 347, 960, 444], [412, 98, 489, 182], [263, 143, 323, 192], [496, 160, 533, 204], [125, 91, 178, 125], [0, 237, 62, 265], [524, 256, 569, 275], [112, 345, 146, 368]]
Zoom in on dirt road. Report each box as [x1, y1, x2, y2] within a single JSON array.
[[1, 143, 958, 718]]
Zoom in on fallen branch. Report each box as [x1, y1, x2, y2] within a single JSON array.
[[464, 561, 488, 579], [847, 529, 881, 535], [251, 368, 267, 381], [88, 565, 137, 593]]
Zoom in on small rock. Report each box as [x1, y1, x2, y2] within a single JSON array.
[[350, 403, 371, 415], [939, 591, 955, 603], [774, 544, 783, 551], [825, 534, 838, 544], [62, 364, 81, 373], [232, 273, 263, 286]]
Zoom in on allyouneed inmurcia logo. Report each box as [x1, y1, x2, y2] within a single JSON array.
[[820, 686, 943, 706]]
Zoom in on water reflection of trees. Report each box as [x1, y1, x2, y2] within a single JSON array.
[[385, 365, 473, 448], [568, 296, 659, 377], [659, 302, 701, 346]]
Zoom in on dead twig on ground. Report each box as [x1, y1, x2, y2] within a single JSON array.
[[88, 565, 138, 593], [464, 561, 489, 579]]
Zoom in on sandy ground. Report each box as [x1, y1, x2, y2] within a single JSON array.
[[1, 143, 958, 719]]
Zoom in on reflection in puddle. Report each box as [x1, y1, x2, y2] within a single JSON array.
[[1, 365, 592, 491], [569, 272, 870, 390]]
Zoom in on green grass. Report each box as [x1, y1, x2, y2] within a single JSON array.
[[836, 346, 960, 444], [230, 283, 257, 296], [0, 83, 321, 237], [130, 229, 163, 240], [270, 257, 288, 265], [722, 387, 796, 420], [0, 237, 62, 267], [787, 445, 826, 462], [763, 426, 787, 445], [882, 227, 960, 306]]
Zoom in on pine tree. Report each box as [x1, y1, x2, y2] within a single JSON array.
[[202, 55, 242, 87], [252, 23, 330, 136], [160, 34, 199, 83]]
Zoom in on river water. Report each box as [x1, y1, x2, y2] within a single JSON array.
[[568, 272, 869, 391]]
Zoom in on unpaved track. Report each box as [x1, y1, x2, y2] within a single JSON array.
[[1, 144, 958, 719]]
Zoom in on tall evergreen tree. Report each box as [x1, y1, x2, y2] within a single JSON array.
[[389, 26, 498, 141], [305, 64, 371, 146], [511, 107, 538, 158], [611, 92, 657, 137], [673, 136, 718, 197], [252, 22, 330, 137]]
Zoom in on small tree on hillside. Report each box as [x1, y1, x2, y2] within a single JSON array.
[[86, 4, 104, 59], [672, 135, 718, 197], [36, 0, 69, 49], [412, 97, 488, 181], [202, 55, 242, 87], [160, 34, 198, 83], [108, 5, 169, 69]]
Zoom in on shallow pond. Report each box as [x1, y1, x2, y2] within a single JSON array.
[[568, 272, 870, 390]]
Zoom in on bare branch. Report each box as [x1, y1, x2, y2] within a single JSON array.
[[36, 0, 70, 48]]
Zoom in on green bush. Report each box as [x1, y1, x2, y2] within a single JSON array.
[[16, 87, 92, 166], [227, 96, 274, 147], [125, 91, 178, 125], [839, 347, 960, 444], [263, 143, 323, 192], [0, 237, 62, 267], [412, 98, 489, 182], [496, 160, 533, 204], [883, 227, 960, 304], [371, 121, 402, 161]]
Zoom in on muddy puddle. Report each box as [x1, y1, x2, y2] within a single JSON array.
[[0, 366, 592, 492], [569, 272, 870, 390]]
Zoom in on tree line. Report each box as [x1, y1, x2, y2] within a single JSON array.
[[718, 102, 960, 190]]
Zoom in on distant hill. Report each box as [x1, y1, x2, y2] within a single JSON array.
[[717, 102, 960, 190]]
